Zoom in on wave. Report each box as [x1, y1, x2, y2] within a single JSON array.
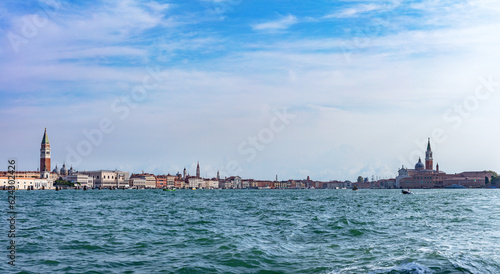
[[367, 262, 433, 274]]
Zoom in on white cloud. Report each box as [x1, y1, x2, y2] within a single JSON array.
[[324, 4, 385, 18], [144, 1, 171, 13], [252, 14, 297, 31]]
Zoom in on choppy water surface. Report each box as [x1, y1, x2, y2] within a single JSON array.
[[2, 189, 500, 273]]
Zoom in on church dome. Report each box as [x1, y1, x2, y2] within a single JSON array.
[[60, 164, 68, 176], [53, 165, 60, 175], [415, 158, 424, 171]]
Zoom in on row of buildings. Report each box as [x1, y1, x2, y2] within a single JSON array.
[[0, 129, 495, 190]]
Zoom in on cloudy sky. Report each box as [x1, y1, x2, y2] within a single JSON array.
[[1, 0, 500, 181]]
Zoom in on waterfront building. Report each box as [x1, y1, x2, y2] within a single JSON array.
[[396, 138, 442, 188], [286, 179, 308, 189], [129, 173, 156, 189], [223, 176, 241, 189], [441, 171, 492, 188], [244, 180, 272, 189], [167, 174, 177, 189], [130, 177, 146, 189], [397, 138, 493, 188], [218, 178, 228, 189], [155, 174, 178, 189], [220, 179, 231, 189], [155, 174, 177, 189], [255, 180, 273, 189], [188, 176, 204, 189], [242, 180, 251, 189], [144, 173, 156, 188], [350, 179, 371, 189], [205, 179, 219, 189], [0, 170, 57, 180], [34, 178, 52, 189], [64, 173, 94, 188], [371, 179, 396, 189], [174, 178, 186, 189], [81, 170, 129, 188], [0, 177, 52, 190], [274, 180, 289, 189], [156, 175, 167, 189], [323, 180, 345, 189], [247, 179, 257, 188]]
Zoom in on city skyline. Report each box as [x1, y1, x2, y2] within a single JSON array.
[[5, 127, 497, 184], [1, 0, 500, 181], [1, 127, 497, 190]]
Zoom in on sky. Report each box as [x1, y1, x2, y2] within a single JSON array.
[[1, 0, 500, 181]]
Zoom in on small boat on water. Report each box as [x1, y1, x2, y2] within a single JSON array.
[[402, 189, 413, 194], [352, 186, 358, 191], [163, 188, 175, 191]]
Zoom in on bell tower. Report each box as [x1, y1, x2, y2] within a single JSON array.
[[40, 128, 51, 178], [425, 138, 433, 170]]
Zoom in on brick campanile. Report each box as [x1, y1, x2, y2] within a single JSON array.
[[425, 138, 433, 170], [40, 128, 51, 178]]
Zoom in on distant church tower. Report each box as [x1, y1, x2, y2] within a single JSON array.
[[183, 168, 187, 179], [196, 162, 200, 178], [425, 138, 433, 170], [40, 128, 51, 179]]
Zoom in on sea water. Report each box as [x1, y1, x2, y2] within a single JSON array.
[[1, 189, 500, 273]]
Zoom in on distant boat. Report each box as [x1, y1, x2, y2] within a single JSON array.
[[163, 188, 175, 191], [445, 184, 466, 189], [402, 189, 413, 194], [352, 186, 358, 191]]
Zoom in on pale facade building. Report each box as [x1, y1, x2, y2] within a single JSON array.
[[0, 177, 52, 190], [129, 173, 156, 189], [143, 174, 156, 189], [166, 175, 176, 189], [205, 179, 219, 189], [64, 174, 94, 188], [242, 180, 251, 189], [130, 177, 146, 189], [188, 177, 204, 189], [80, 170, 129, 188], [221, 176, 242, 189]]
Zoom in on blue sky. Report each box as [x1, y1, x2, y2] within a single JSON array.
[[1, 0, 500, 181]]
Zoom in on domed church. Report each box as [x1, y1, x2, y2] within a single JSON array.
[[396, 138, 492, 189]]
